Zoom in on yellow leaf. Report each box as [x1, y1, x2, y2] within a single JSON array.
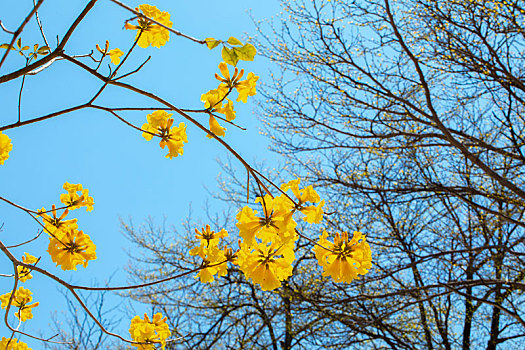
[[205, 37, 221, 50], [222, 46, 239, 66], [235, 43, 257, 61], [227, 36, 242, 46]]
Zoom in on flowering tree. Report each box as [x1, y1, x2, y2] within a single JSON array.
[[108, 0, 525, 348], [251, 0, 525, 349], [0, 1, 371, 349]]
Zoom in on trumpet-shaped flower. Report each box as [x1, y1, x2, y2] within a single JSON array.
[[201, 86, 229, 110], [0, 287, 39, 322], [215, 62, 245, 88], [60, 182, 94, 211], [0, 337, 31, 350], [0, 131, 12, 165], [237, 241, 295, 291], [236, 195, 296, 246], [142, 111, 188, 159], [236, 72, 259, 103], [300, 200, 325, 224], [129, 313, 171, 349], [108, 48, 124, 65], [207, 115, 226, 138], [314, 230, 372, 283], [189, 243, 229, 283], [281, 178, 321, 204], [38, 204, 78, 236], [47, 228, 97, 270], [16, 253, 38, 282], [125, 4, 172, 48], [194, 224, 228, 247], [215, 98, 236, 121], [280, 178, 324, 223]]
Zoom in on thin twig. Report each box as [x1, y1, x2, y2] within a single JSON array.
[[108, 0, 206, 45], [6, 230, 43, 248], [114, 56, 151, 81], [0, 20, 15, 34], [17, 67, 27, 123], [32, 0, 49, 47], [207, 111, 247, 131]]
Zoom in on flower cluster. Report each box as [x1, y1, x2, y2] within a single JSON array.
[[314, 230, 372, 283], [60, 182, 94, 211], [129, 313, 171, 349], [189, 225, 236, 283], [200, 62, 259, 138], [125, 4, 173, 48], [38, 204, 78, 235], [0, 130, 12, 165], [141, 110, 188, 159], [47, 228, 97, 271], [0, 287, 39, 322], [237, 240, 295, 291], [38, 183, 97, 270], [234, 179, 324, 290], [0, 337, 31, 350], [16, 253, 38, 282], [188, 178, 371, 290]]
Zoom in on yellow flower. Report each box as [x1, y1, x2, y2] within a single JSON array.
[[96, 41, 123, 65], [141, 110, 169, 139], [236, 195, 296, 247], [207, 115, 226, 138], [108, 48, 124, 65], [47, 228, 97, 270], [200, 86, 229, 110], [215, 62, 245, 88], [38, 204, 78, 236], [125, 4, 172, 48], [189, 243, 228, 283], [236, 72, 259, 103], [215, 98, 236, 121], [300, 200, 325, 224], [0, 337, 31, 350], [16, 253, 39, 282], [280, 178, 324, 223], [129, 313, 171, 349], [194, 224, 228, 247], [0, 287, 39, 322], [0, 131, 12, 165], [237, 241, 295, 291], [60, 182, 94, 211], [141, 111, 188, 159], [314, 230, 372, 283], [280, 178, 321, 204]]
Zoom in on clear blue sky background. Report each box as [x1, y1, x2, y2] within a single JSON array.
[[0, 0, 281, 346]]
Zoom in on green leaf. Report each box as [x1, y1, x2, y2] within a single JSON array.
[[16, 38, 21, 48], [234, 43, 257, 61], [222, 46, 239, 66], [205, 38, 221, 50], [227, 36, 243, 46], [21, 45, 29, 51], [34, 44, 39, 51]]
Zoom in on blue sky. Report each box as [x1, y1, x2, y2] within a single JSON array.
[[0, 0, 281, 346]]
